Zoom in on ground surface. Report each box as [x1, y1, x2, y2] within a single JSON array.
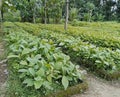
[[0, 43, 7, 97], [72, 74, 120, 97]]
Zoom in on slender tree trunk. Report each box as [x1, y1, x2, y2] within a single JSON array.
[[33, 5, 36, 23], [64, 0, 69, 30], [44, 0, 47, 24], [0, 0, 2, 24], [1, 8, 4, 21], [88, 10, 92, 22], [0, 0, 2, 28]]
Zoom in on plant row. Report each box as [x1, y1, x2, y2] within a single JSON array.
[[38, 24, 120, 50], [5, 22, 120, 50], [20, 22, 120, 50], [4, 22, 120, 80], [5, 30, 84, 96], [35, 30, 120, 80], [15, 22, 120, 80]]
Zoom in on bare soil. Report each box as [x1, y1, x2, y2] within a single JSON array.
[[72, 74, 120, 97], [0, 43, 7, 97]]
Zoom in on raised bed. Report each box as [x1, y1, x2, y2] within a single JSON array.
[[45, 81, 88, 97]]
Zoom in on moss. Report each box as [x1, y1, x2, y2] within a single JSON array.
[[78, 61, 120, 80], [95, 69, 120, 80], [44, 82, 88, 97]]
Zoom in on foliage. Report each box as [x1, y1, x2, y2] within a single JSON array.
[[69, 8, 78, 21], [5, 22, 120, 50], [5, 28, 83, 96], [4, 22, 120, 80], [2, 0, 120, 22], [34, 22, 120, 50], [4, 10, 20, 22]]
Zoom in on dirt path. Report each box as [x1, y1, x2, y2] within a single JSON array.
[[0, 43, 7, 97], [72, 74, 120, 97]]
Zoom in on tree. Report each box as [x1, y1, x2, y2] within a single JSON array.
[[11, 0, 41, 22], [116, 0, 120, 22], [69, 8, 78, 21], [44, 0, 46, 24], [0, 0, 14, 21], [64, 0, 69, 30], [0, 0, 2, 23], [86, 2, 95, 22]]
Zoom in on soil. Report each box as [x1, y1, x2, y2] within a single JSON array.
[[0, 43, 7, 97], [72, 74, 120, 97]]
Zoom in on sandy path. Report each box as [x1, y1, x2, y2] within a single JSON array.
[[0, 43, 7, 97], [72, 74, 120, 97]]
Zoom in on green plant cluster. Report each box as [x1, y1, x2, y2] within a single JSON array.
[[5, 30, 83, 96], [36, 30, 120, 80], [23, 22, 120, 50], [4, 22, 120, 80]]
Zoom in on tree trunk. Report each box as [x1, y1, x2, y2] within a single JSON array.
[[88, 10, 92, 22], [1, 9, 4, 21], [33, 6, 36, 23], [0, 0, 2, 23], [64, 0, 69, 30], [0, 0, 2, 27], [44, 0, 47, 24]]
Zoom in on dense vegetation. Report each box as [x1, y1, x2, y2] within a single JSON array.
[[1, 0, 120, 97], [4, 22, 88, 97], [4, 22, 120, 81], [1, 0, 120, 23]]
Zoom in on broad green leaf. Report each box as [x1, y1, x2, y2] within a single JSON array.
[[34, 81, 43, 89], [34, 76, 42, 81], [18, 69, 28, 73], [20, 61, 27, 65], [43, 81, 52, 90], [47, 74, 52, 82], [23, 79, 34, 87], [34, 65, 39, 69], [7, 55, 19, 59], [35, 54, 41, 59], [62, 76, 69, 90], [36, 68, 45, 76], [54, 62, 62, 70], [95, 60, 101, 63], [59, 42, 65, 46], [28, 68, 35, 76], [27, 57, 38, 65], [22, 48, 31, 55], [62, 66, 67, 75]]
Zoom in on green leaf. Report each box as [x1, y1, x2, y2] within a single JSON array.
[[43, 81, 52, 90], [23, 79, 34, 87], [18, 69, 28, 73], [95, 60, 101, 63], [62, 76, 69, 90], [22, 48, 31, 55], [36, 68, 45, 76], [20, 61, 27, 65], [47, 74, 52, 82], [28, 68, 35, 76], [54, 62, 62, 70], [34, 81, 43, 89], [35, 54, 41, 59], [27, 57, 38, 65], [34, 76, 42, 81], [7, 55, 19, 59]]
